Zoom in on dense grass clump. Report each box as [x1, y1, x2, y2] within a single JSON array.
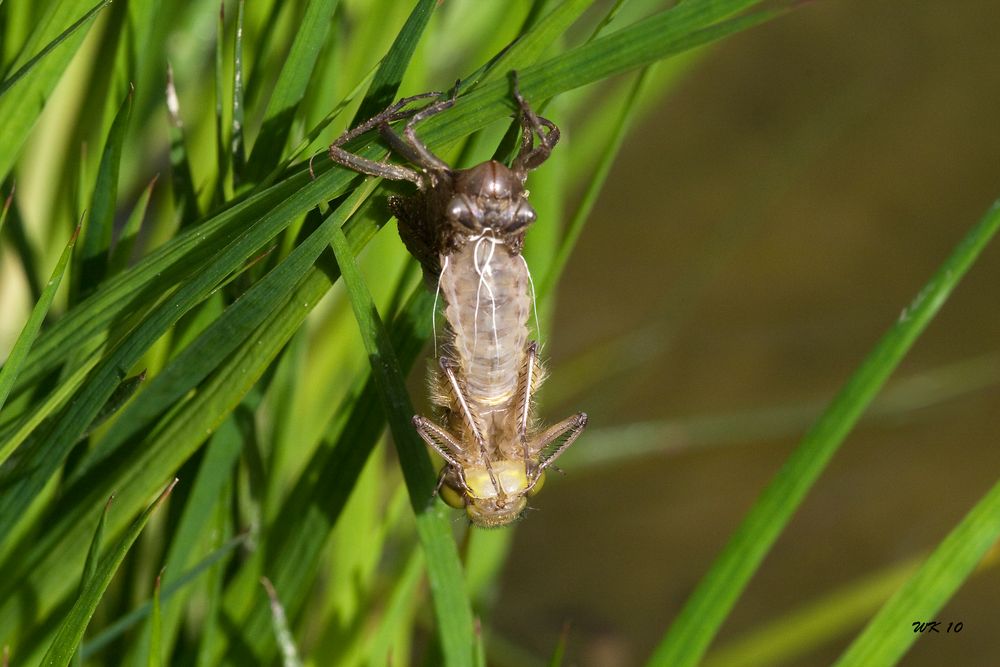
[[1, 0, 998, 665]]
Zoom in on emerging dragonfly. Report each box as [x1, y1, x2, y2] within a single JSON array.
[[327, 76, 587, 527]]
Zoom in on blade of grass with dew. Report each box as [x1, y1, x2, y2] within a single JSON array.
[[834, 477, 1000, 666], [330, 226, 475, 667], [0, 0, 110, 180], [0, 224, 78, 416], [107, 173, 158, 276], [0, 351, 98, 464], [80, 370, 147, 439], [646, 199, 1000, 667], [244, 0, 341, 181], [70, 494, 112, 667], [39, 479, 177, 667]]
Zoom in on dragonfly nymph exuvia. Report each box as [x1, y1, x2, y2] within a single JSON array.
[[326, 75, 587, 527]]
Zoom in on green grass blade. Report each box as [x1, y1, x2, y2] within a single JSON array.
[[478, 0, 597, 85], [0, 186, 13, 237], [155, 419, 243, 654], [541, 65, 650, 295], [244, 0, 341, 180], [71, 494, 112, 667], [834, 479, 1000, 666], [398, 4, 786, 154], [261, 578, 303, 667], [71, 85, 134, 304], [0, 0, 108, 180], [166, 63, 201, 227], [0, 224, 78, 415], [214, 3, 228, 205], [39, 479, 176, 667], [646, 199, 1000, 667], [0, 2, 787, 621], [80, 370, 147, 440], [147, 572, 163, 667], [0, 0, 110, 97], [330, 226, 475, 667], [0, 168, 364, 540], [703, 559, 923, 667], [351, 0, 437, 125], [363, 547, 424, 666], [702, 548, 1000, 667], [215, 285, 434, 664], [547, 623, 571, 667], [76, 183, 374, 480], [8, 0, 782, 404], [80, 534, 248, 659], [107, 173, 158, 276], [0, 206, 381, 655], [474, 619, 486, 667], [563, 351, 1000, 471], [231, 0, 247, 185]]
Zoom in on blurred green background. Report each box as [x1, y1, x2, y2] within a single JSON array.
[[1, 0, 999, 665]]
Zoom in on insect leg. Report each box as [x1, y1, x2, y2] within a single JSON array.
[[510, 71, 561, 176], [531, 412, 588, 472], [322, 92, 444, 184], [393, 82, 461, 175], [515, 341, 540, 478], [412, 415, 464, 468], [438, 356, 502, 493], [438, 356, 484, 446]]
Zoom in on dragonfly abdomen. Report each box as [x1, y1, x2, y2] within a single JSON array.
[[440, 238, 531, 411]]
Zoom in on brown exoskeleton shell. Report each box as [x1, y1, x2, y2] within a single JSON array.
[[326, 75, 587, 527]]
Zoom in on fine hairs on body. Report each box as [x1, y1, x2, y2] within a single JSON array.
[[326, 74, 587, 527]]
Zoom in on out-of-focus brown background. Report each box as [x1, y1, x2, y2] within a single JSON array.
[[494, 1, 1000, 665]]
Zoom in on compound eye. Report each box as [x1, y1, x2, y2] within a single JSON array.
[[510, 201, 537, 231], [447, 195, 478, 230], [440, 481, 467, 509]]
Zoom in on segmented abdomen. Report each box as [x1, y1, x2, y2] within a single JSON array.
[[439, 237, 530, 411]]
